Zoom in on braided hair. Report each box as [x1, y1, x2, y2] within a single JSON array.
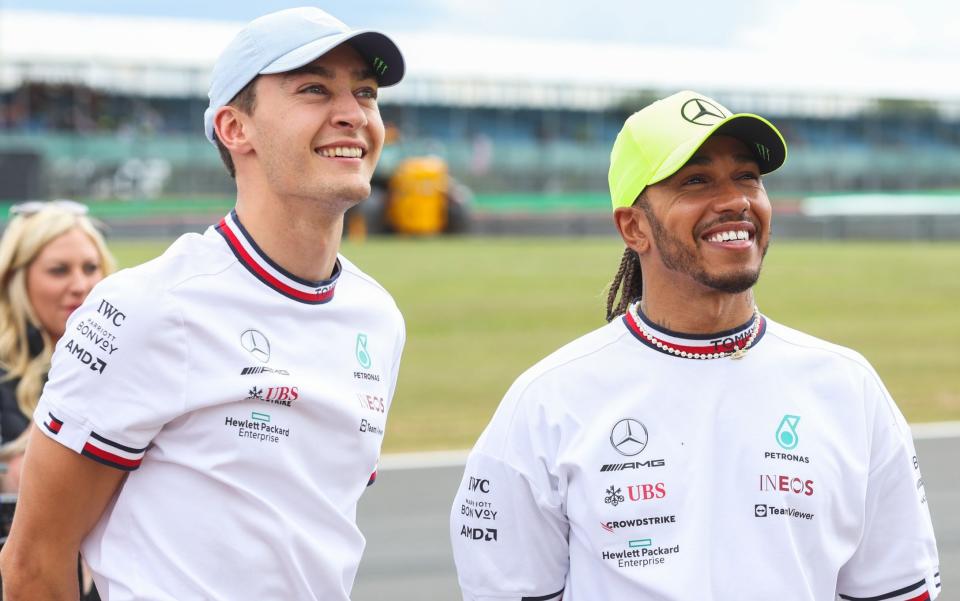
[[605, 247, 643, 322], [605, 193, 655, 322]]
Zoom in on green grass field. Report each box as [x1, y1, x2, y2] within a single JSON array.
[[108, 237, 960, 452]]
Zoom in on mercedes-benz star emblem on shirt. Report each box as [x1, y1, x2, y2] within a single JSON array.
[[609, 418, 649, 456], [681, 98, 726, 126], [240, 329, 271, 363]]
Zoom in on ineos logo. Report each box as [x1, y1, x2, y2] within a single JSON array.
[[681, 98, 726, 126], [610, 418, 648, 457], [240, 329, 270, 363]]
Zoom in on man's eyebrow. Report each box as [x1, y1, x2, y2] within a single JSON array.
[[281, 65, 378, 83], [282, 65, 335, 81]]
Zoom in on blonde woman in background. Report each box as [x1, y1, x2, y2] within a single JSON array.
[[0, 201, 115, 490]]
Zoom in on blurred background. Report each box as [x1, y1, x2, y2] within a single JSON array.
[[0, 0, 958, 449]]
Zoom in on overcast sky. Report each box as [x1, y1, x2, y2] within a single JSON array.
[[3, 0, 958, 63]]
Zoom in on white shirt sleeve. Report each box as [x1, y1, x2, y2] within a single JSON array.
[[450, 379, 569, 601], [835, 374, 941, 600], [33, 274, 186, 471]]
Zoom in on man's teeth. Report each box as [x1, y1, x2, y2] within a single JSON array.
[[707, 230, 750, 243], [318, 146, 363, 158]]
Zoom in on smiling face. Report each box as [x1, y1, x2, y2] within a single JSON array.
[[636, 135, 772, 294], [25, 227, 105, 341], [236, 43, 385, 211]]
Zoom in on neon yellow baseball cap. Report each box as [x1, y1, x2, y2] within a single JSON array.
[[608, 90, 788, 210]]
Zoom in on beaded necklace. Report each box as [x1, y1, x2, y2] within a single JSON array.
[[627, 302, 761, 360]]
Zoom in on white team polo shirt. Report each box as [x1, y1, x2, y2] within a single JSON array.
[[35, 211, 405, 601], [451, 305, 940, 601]]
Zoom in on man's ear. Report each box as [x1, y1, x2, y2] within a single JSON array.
[[214, 106, 253, 156], [613, 205, 652, 256]]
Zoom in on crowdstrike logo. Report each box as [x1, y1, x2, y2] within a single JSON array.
[[601, 515, 676, 533], [610, 418, 649, 457], [241, 329, 270, 363]]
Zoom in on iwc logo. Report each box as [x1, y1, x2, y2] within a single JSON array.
[[681, 98, 726, 126], [610, 418, 649, 457], [241, 329, 270, 363]]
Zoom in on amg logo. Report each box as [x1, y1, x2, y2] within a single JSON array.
[[459, 525, 497, 542], [601, 459, 666, 472], [97, 299, 126, 327], [240, 366, 290, 376]]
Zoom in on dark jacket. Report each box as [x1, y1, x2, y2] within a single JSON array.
[[0, 325, 44, 444]]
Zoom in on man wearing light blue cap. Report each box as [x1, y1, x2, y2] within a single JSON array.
[[1, 8, 407, 600]]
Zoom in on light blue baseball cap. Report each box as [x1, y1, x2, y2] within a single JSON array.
[[203, 7, 405, 144]]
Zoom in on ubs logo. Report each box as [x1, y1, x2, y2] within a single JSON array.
[[610, 418, 648, 456], [681, 98, 726, 126], [241, 329, 270, 363]]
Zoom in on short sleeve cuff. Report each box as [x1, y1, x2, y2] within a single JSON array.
[[34, 396, 148, 471]]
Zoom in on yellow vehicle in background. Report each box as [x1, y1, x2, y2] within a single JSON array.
[[350, 155, 472, 237]]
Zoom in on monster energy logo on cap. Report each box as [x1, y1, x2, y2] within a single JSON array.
[[372, 56, 389, 76]]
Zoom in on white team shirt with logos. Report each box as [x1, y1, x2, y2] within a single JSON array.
[[34, 212, 405, 601], [450, 309, 940, 601]]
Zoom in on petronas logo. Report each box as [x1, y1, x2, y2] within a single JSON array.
[[775, 415, 801, 450], [356, 333, 372, 369]]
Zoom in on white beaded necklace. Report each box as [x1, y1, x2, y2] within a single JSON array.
[[628, 302, 761, 360]]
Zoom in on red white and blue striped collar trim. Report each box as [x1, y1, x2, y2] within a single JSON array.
[[623, 304, 766, 359], [215, 210, 340, 305]]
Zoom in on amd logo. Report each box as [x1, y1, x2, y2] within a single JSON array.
[[64, 339, 107, 374], [468, 477, 490, 493], [459, 525, 497, 542], [97, 299, 126, 327]]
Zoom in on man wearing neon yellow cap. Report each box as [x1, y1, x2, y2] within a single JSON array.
[[450, 91, 941, 600]]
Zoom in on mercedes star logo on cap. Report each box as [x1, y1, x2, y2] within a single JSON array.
[[240, 329, 271, 363], [681, 98, 726, 126], [609, 418, 649, 456]]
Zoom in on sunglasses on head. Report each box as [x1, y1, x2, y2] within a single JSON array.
[[9, 200, 89, 217]]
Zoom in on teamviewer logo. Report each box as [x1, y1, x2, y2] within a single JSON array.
[[754, 504, 768, 517]]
